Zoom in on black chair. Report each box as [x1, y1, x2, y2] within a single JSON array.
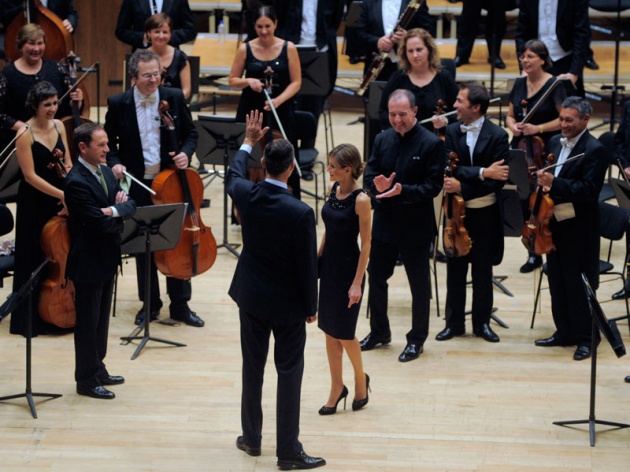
[[0, 204, 14, 288], [295, 110, 326, 221], [531, 202, 630, 329]]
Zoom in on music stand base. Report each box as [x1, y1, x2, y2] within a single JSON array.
[[0, 391, 62, 419], [120, 333, 186, 361], [553, 418, 630, 447], [492, 276, 514, 297], [465, 307, 509, 329], [218, 242, 241, 258]]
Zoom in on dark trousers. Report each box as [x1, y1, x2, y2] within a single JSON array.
[[74, 279, 114, 387], [239, 309, 305, 458], [368, 238, 431, 345], [444, 205, 499, 331], [456, 0, 506, 60]]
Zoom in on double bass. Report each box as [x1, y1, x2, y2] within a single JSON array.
[[151, 101, 217, 278], [442, 152, 472, 258]]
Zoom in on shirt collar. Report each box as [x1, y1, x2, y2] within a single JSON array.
[[78, 156, 99, 174], [265, 178, 288, 189]]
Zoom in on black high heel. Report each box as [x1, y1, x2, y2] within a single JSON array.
[[352, 373, 371, 411], [318, 385, 348, 415]]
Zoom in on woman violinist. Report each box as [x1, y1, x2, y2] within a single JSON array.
[[228, 6, 302, 198], [505, 40, 566, 273], [10, 81, 72, 337], [0, 24, 82, 149], [144, 13, 192, 100]]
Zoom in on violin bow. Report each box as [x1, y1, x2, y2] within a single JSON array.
[[262, 88, 302, 177], [0, 124, 30, 171], [58, 62, 97, 104], [534, 153, 586, 175], [419, 97, 501, 124]]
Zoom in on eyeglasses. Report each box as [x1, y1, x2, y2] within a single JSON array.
[[140, 71, 160, 80]]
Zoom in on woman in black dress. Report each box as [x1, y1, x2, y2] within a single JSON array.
[[506, 40, 567, 273], [145, 13, 192, 100], [10, 81, 72, 336], [318, 144, 372, 415], [378, 28, 458, 135], [228, 6, 302, 197]]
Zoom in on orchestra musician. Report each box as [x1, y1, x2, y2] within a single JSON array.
[[144, 13, 191, 100], [115, 0, 197, 50], [9, 81, 72, 337], [65, 123, 136, 400], [228, 6, 302, 198], [377, 28, 458, 134], [435, 83, 510, 344], [359, 89, 444, 363], [534, 96, 608, 361], [104, 49, 203, 328], [0, 23, 83, 149], [505, 39, 567, 274], [2, 0, 78, 34]]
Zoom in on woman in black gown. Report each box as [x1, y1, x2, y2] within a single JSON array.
[[229, 6, 302, 197], [10, 81, 72, 336], [318, 144, 372, 415], [506, 40, 567, 273]]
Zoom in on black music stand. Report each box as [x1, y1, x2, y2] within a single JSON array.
[[194, 115, 249, 258], [120, 203, 187, 360], [0, 259, 62, 418], [553, 273, 629, 446], [0, 150, 20, 203]]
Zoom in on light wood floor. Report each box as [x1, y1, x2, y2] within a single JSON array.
[[1, 107, 630, 471]]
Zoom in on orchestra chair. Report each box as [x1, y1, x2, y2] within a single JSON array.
[[0, 204, 14, 288], [295, 110, 326, 222], [530, 202, 630, 330]]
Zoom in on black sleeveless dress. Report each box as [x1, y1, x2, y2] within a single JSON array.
[[318, 183, 367, 340], [10, 129, 66, 337]]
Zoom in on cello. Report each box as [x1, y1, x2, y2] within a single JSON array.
[[151, 101, 217, 279], [5, 0, 73, 62], [521, 153, 556, 256], [442, 152, 472, 258], [61, 51, 92, 164]]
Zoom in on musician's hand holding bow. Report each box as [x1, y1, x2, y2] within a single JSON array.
[[69, 86, 83, 107], [444, 176, 461, 194], [111, 164, 126, 179], [247, 78, 264, 93], [536, 169, 554, 189]]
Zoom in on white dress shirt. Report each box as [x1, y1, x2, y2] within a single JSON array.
[[300, 0, 318, 47], [538, 0, 570, 62], [554, 129, 586, 177], [149, 0, 163, 14], [134, 87, 162, 179]]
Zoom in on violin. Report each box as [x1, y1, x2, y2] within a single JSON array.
[[61, 51, 92, 164], [433, 99, 446, 141], [151, 100, 217, 279], [5, 0, 73, 62], [46, 147, 68, 178], [442, 152, 472, 258], [517, 98, 545, 183], [521, 153, 556, 256]]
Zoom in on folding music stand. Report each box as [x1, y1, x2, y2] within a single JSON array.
[[0, 259, 62, 418], [610, 177, 630, 210], [553, 273, 629, 446], [194, 115, 249, 258], [120, 203, 187, 360]]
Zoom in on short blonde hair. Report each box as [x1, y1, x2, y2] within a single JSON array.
[[17, 24, 46, 51]]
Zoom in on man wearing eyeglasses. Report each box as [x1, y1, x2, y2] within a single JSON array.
[[104, 49, 202, 329]]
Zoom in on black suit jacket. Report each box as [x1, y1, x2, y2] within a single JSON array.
[[115, 0, 197, 48], [515, 0, 589, 76], [444, 118, 510, 264], [615, 100, 630, 167], [226, 148, 318, 324], [65, 163, 136, 284], [104, 86, 197, 183]]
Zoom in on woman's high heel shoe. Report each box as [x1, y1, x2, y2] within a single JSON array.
[[318, 385, 348, 415], [352, 373, 371, 411]]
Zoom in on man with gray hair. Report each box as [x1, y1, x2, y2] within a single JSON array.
[[534, 96, 608, 361]]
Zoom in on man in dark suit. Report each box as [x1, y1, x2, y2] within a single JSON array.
[[515, 0, 590, 96], [355, 0, 436, 82], [227, 110, 324, 470], [534, 96, 608, 361], [115, 0, 197, 49], [359, 89, 444, 363], [105, 49, 202, 328], [436, 83, 510, 344], [65, 123, 136, 400]]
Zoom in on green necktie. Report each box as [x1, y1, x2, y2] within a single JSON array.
[[95, 166, 109, 197]]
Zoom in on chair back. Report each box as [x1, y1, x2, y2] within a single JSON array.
[[600, 202, 629, 241]]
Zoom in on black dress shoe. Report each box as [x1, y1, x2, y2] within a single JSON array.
[[454, 56, 469, 68], [435, 326, 465, 341], [359, 332, 391, 351], [585, 58, 599, 70], [473, 324, 500, 343], [535, 335, 573, 347], [520, 255, 542, 273], [77, 384, 115, 400], [301, 172, 314, 181], [100, 375, 125, 386], [435, 250, 448, 263], [625, 375, 630, 383], [398, 343, 423, 362], [488, 56, 506, 69], [236, 436, 261, 457], [135, 308, 160, 326], [277, 450, 326, 470], [574, 345, 591, 361], [612, 287, 630, 300], [171, 310, 205, 327]]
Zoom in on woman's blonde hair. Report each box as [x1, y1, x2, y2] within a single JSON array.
[[329, 143, 364, 180], [17, 24, 46, 51], [397, 28, 440, 73]]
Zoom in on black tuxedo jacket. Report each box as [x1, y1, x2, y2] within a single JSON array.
[[515, 0, 589, 76], [615, 100, 630, 167], [226, 149, 318, 324], [65, 163, 136, 284], [104, 86, 197, 183], [115, 0, 197, 48], [445, 118, 510, 264]]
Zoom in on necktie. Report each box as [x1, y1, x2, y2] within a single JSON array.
[[151, 0, 159, 14], [560, 137, 574, 149], [460, 123, 478, 133], [95, 166, 109, 197], [139, 94, 157, 106]]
